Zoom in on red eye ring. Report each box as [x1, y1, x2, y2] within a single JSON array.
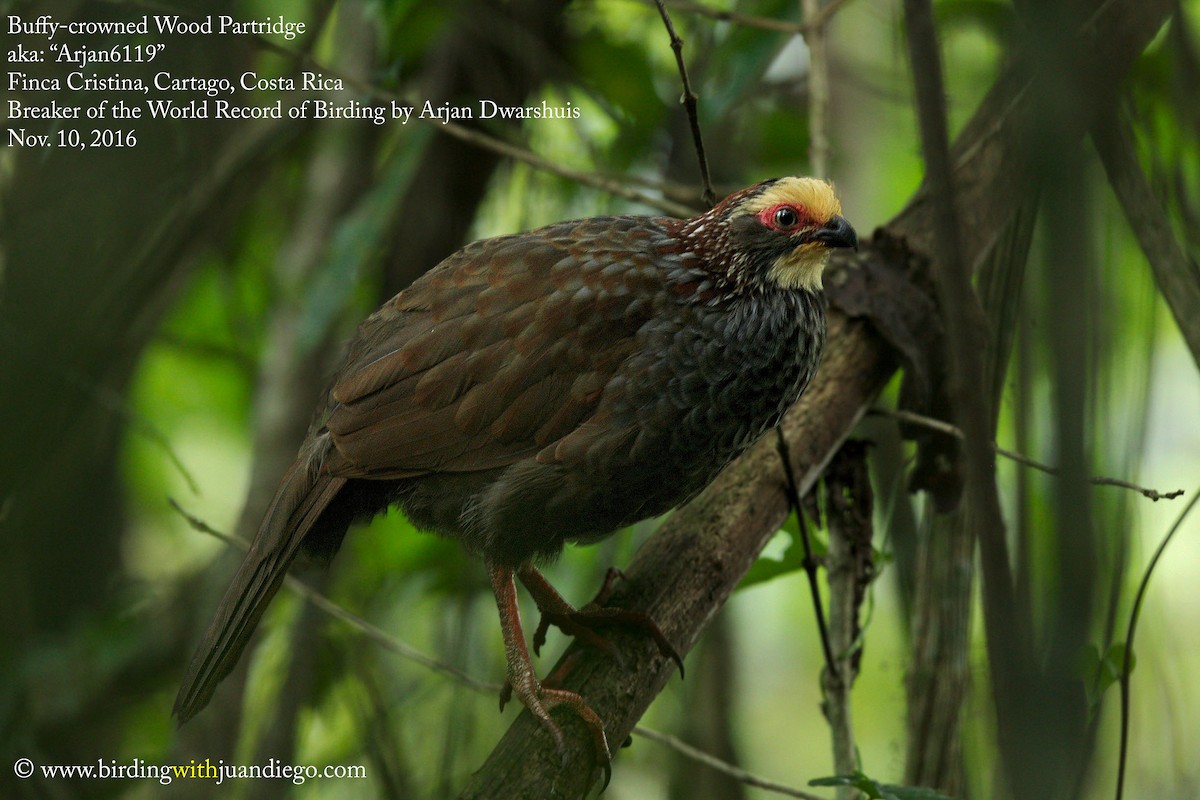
[[758, 203, 805, 231]]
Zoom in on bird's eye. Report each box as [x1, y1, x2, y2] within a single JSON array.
[[773, 206, 799, 229]]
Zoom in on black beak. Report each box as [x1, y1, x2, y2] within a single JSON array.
[[813, 215, 858, 251]]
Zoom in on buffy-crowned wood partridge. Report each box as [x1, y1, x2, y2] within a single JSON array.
[[174, 176, 857, 764]]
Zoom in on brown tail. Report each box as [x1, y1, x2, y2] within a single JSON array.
[[173, 459, 347, 723]]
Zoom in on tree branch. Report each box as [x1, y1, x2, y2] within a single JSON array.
[[820, 443, 874, 800]]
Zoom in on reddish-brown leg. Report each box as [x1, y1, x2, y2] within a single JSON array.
[[487, 562, 611, 767], [516, 565, 684, 676]]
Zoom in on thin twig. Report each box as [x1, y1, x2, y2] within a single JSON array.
[[1084, 476, 1184, 502], [871, 407, 1185, 502], [653, 0, 717, 207], [774, 428, 839, 679], [288, 573, 502, 695], [802, 0, 831, 178], [430, 122, 695, 218], [647, 0, 806, 33], [168, 499, 502, 695], [245, 39, 697, 219], [635, 725, 832, 800], [1114, 485, 1200, 800], [635, 0, 854, 37]]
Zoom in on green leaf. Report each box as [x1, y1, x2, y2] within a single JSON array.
[[879, 785, 961, 800], [737, 511, 824, 590], [810, 773, 885, 796], [1083, 641, 1138, 710], [1106, 642, 1137, 678]]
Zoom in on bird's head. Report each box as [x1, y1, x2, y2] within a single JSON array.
[[679, 177, 858, 293]]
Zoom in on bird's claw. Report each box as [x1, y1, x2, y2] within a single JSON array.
[[499, 650, 585, 711], [502, 669, 612, 773], [528, 567, 685, 678]]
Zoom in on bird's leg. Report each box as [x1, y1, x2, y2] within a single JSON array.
[[516, 565, 684, 677], [487, 562, 611, 767]]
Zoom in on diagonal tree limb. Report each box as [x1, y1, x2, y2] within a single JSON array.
[[1092, 109, 1200, 371], [890, 0, 1176, 263], [457, 0, 1176, 796]]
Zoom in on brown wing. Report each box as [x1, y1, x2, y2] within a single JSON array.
[[323, 217, 673, 479]]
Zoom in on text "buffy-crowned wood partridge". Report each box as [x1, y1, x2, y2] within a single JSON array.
[[174, 176, 858, 764]]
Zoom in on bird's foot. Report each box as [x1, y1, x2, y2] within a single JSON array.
[[502, 654, 612, 772], [519, 566, 685, 678], [499, 650, 584, 710], [489, 563, 612, 779]]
